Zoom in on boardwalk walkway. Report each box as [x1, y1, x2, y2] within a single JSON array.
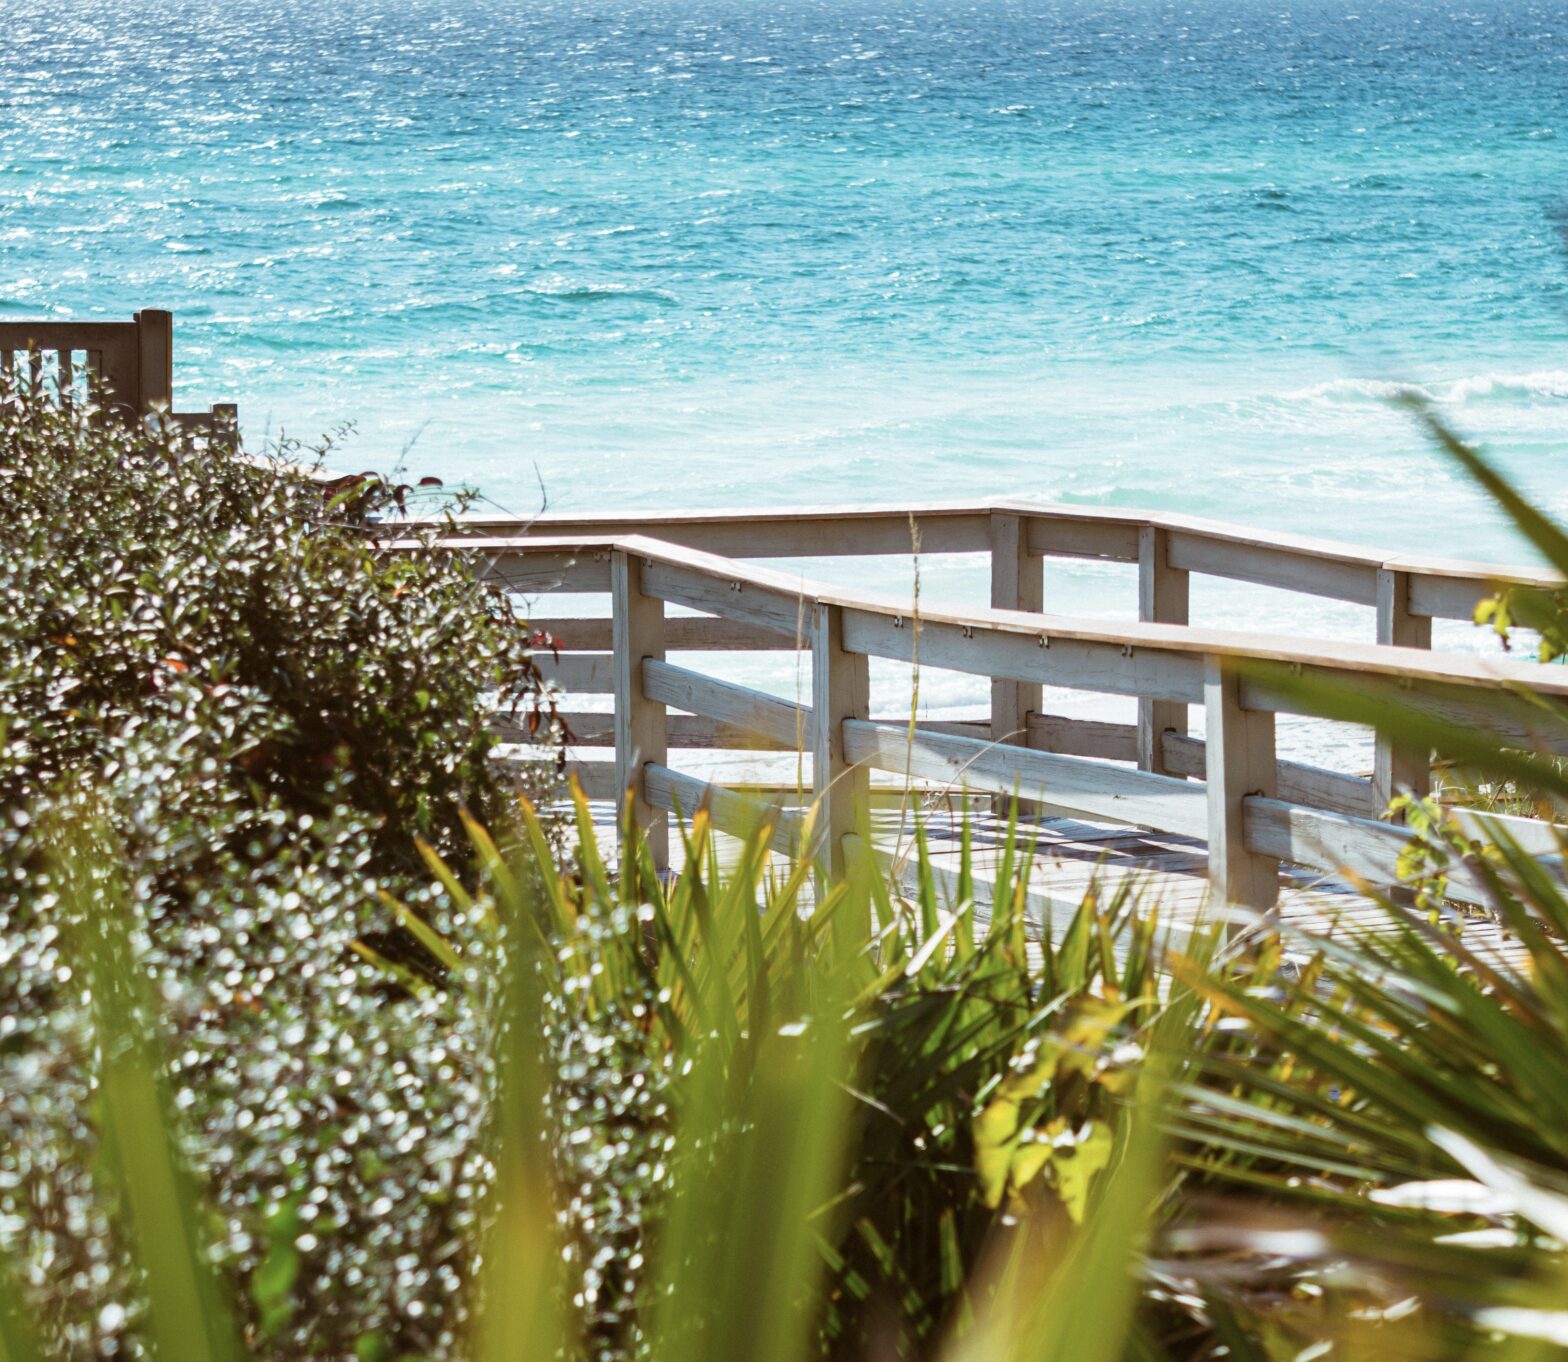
[[434, 502, 1566, 945], [4, 309, 1559, 955]]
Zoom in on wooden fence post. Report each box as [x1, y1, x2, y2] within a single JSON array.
[[812, 600, 870, 880], [1204, 657, 1279, 911], [1375, 567, 1433, 813], [134, 309, 173, 414], [612, 551, 668, 872], [990, 511, 1043, 809], [1138, 524, 1190, 775]]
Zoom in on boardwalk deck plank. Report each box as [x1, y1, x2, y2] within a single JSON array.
[[561, 796, 1534, 973]]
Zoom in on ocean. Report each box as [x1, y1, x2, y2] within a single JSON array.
[[4, 0, 1566, 741]]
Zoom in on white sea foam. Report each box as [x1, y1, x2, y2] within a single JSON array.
[[1284, 372, 1568, 405]]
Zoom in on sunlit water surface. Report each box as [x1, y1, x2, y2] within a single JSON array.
[[5, 0, 1566, 753]]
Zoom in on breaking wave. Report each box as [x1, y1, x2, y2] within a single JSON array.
[[1283, 372, 1568, 406]]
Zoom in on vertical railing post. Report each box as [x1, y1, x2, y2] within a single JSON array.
[[812, 601, 870, 881], [1204, 657, 1279, 911], [1138, 524, 1190, 775], [990, 511, 1044, 810], [612, 551, 668, 873], [134, 309, 174, 415], [1374, 567, 1432, 813]]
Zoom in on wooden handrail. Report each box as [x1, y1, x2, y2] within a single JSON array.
[[399, 529, 1568, 912], [382, 497, 1561, 611], [411, 533, 1568, 706]]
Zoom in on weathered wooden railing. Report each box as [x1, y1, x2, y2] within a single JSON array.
[[391, 499, 1562, 819], [0, 308, 236, 441], [394, 526, 1568, 913]]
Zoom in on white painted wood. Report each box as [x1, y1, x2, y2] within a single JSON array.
[[1243, 797, 1495, 905], [532, 653, 615, 694], [813, 602, 871, 878], [612, 552, 668, 870], [1408, 573, 1505, 622], [498, 710, 794, 751], [529, 706, 979, 752], [642, 558, 813, 643], [388, 496, 1562, 620], [490, 754, 620, 802], [1450, 808, 1568, 860], [527, 615, 796, 652], [1168, 531, 1379, 603], [990, 510, 1044, 817], [643, 764, 803, 856], [641, 659, 808, 749], [1138, 524, 1190, 776], [473, 550, 612, 594], [1240, 667, 1568, 757], [989, 510, 1044, 746], [1374, 567, 1434, 811], [843, 720, 1210, 838], [1029, 714, 1138, 761], [1022, 513, 1142, 563], [1162, 733, 1378, 818], [1205, 658, 1280, 910], [416, 503, 992, 559], [847, 609, 1208, 704], [430, 533, 1568, 705], [411, 531, 1568, 782]]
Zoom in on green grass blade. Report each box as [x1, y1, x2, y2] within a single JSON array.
[[472, 847, 572, 1362], [56, 822, 241, 1362]]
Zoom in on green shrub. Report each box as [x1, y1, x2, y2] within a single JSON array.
[[0, 378, 557, 1358]]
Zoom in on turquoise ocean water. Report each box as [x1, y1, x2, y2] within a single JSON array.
[[4, 0, 1567, 739]]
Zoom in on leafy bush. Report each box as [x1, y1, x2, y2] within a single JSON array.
[[0, 378, 557, 1357]]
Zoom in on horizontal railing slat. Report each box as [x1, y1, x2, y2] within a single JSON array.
[[499, 709, 986, 750], [1241, 667, 1568, 758], [528, 615, 800, 652], [473, 550, 613, 594], [1028, 714, 1138, 761], [644, 764, 803, 855], [1166, 531, 1378, 604], [642, 659, 807, 747], [844, 608, 1208, 704], [1161, 733, 1379, 819], [1407, 573, 1497, 623], [642, 557, 813, 640], [492, 754, 620, 801], [843, 719, 1210, 839], [395, 503, 996, 558], [533, 653, 614, 693], [1243, 796, 1494, 904]]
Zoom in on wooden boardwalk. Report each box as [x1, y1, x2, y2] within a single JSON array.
[[446, 510, 1568, 927], [5, 311, 1562, 960], [431, 498, 1568, 974]]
